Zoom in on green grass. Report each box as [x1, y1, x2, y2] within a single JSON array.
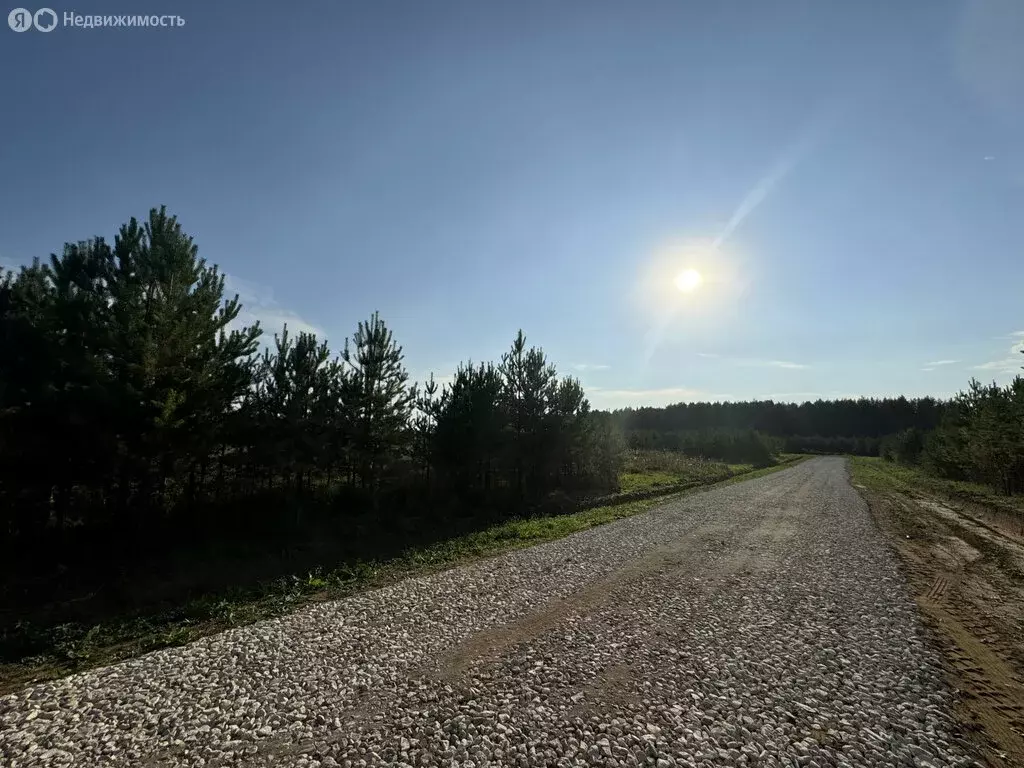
[[619, 470, 683, 492], [849, 456, 1024, 519], [619, 450, 736, 491], [618, 450, 806, 495], [0, 453, 806, 694]]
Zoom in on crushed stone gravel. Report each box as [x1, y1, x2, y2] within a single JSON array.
[[0, 457, 983, 767]]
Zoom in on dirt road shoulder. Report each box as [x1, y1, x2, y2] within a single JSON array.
[[850, 457, 1024, 768]]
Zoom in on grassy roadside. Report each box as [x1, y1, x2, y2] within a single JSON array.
[[617, 450, 804, 495], [0, 454, 807, 695], [849, 456, 1024, 522]]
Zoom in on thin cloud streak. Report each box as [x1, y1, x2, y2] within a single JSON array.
[[699, 353, 809, 370], [922, 360, 959, 372], [971, 334, 1024, 375], [225, 274, 325, 343], [713, 96, 848, 250]]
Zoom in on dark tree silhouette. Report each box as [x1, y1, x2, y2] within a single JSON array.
[[2, 206, 1020, 650], [0, 209, 627, 606]]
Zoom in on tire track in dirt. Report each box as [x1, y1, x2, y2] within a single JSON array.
[[859, 482, 1024, 767]]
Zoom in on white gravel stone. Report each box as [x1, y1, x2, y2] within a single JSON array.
[[0, 458, 978, 767]]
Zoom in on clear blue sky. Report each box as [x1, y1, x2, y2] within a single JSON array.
[[2, 0, 1022, 409]]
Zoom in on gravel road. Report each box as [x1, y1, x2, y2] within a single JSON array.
[[1, 457, 980, 767]]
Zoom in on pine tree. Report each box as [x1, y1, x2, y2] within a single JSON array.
[[45, 239, 119, 532], [341, 312, 415, 502], [103, 207, 261, 528], [545, 376, 589, 486], [0, 259, 60, 539], [253, 324, 332, 497], [499, 330, 557, 502], [411, 374, 440, 486], [433, 362, 505, 502]]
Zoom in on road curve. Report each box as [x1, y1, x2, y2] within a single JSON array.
[[1, 458, 977, 767]]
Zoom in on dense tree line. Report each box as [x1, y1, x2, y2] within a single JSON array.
[[613, 364, 1024, 497], [0, 208, 623, 576], [610, 396, 944, 437], [780, 434, 882, 457], [622, 428, 778, 467], [607, 396, 944, 459], [884, 375, 1024, 495]]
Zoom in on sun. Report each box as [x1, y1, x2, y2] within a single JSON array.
[[674, 268, 703, 293]]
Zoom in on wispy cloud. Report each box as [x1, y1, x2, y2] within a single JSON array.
[[922, 359, 960, 372], [713, 96, 848, 249], [573, 363, 611, 372], [225, 274, 325, 343], [971, 333, 1024, 375], [972, 358, 1023, 373], [699, 353, 808, 370]]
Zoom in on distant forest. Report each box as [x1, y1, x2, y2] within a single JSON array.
[[1, 207, 1021, 600], [608, 363, 1024, 497], [608, 396, 945, 460]]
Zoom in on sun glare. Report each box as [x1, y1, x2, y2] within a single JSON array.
[[633, 237, 751, 366], [674, 268, 703, 293]]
